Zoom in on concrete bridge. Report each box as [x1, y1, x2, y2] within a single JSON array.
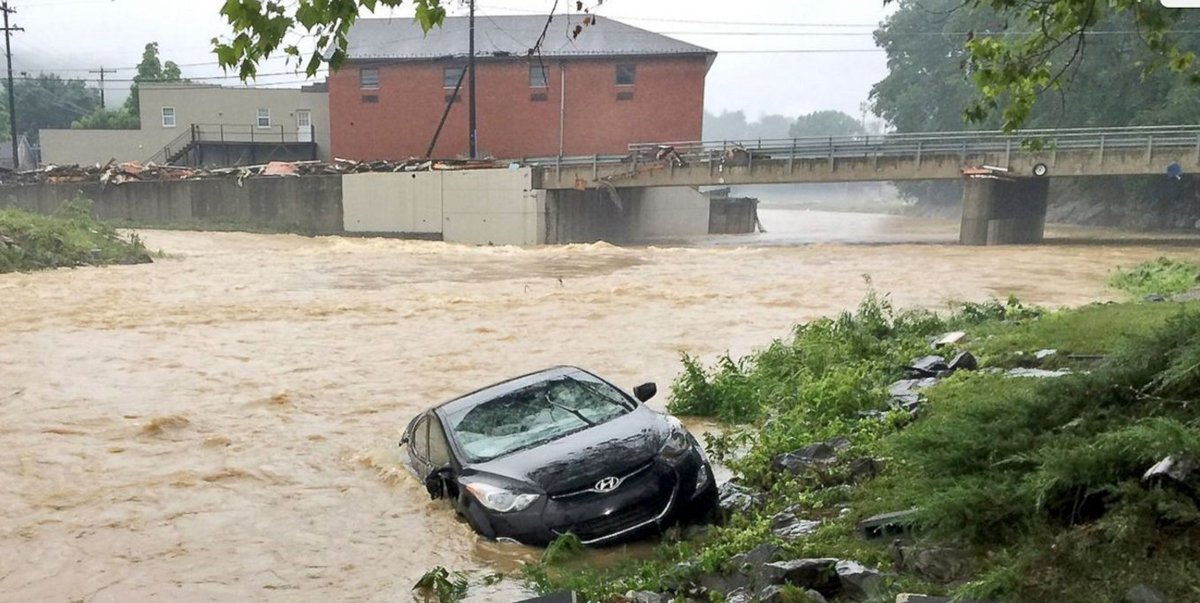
[[530, 125, 1200, 245]]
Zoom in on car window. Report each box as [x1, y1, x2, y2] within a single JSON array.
[[409, 416, 430, 462], [443, 374, 636, 463], [429, 417, 452, 467]]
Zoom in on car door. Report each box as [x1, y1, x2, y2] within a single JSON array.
[[406, 414, 432, 478]]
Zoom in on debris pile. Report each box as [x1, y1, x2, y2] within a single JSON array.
[[0, 157, 511, 187]]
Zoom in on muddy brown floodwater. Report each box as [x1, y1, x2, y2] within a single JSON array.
[[2, 209, 1198, 602]]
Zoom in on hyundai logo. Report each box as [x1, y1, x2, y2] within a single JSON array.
[[593, 476, 622, 492]]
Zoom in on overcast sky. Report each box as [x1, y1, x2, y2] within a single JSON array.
[[13, 0, 895, 120]]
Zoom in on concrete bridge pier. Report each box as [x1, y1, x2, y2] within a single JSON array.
[[959, 177, 1050, 245]]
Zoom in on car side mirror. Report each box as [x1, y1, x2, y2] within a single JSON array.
[[633, 382, 657, 402], [424, 466, 453, 500]]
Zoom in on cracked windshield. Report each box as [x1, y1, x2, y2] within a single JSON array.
[[5, 0, 1200, 602]]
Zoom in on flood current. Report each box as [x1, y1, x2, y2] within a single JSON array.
[[2, 209, 1198, 601]]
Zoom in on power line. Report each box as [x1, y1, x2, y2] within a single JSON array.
[[88, 66, 116, 107]]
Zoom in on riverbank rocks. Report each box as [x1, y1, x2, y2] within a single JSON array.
[[718, 481, 765, 519], [890, 542, 969, 582], [1125, 584, 1167, 603], [771, 508, 822, 541], [761, 558, 841, 595], [1006, 367, 1072, 378], [771, 437, 850, 474], [836, 560, 885, 601], [622, 591, 670, 603]]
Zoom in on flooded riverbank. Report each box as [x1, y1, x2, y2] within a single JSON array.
[[2, 210, 1197, 601]]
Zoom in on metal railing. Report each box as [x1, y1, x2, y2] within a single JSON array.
[[146, 124, 317, 165], [526, 125, 1200, 177]]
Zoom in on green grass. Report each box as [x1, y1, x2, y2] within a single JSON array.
[[1110, 257, 1199, 298], [0, 201, 151, 272], [518, 296, 1200, 602]]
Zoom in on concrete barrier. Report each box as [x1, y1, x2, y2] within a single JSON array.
[[1, 170, 717, 245], [0, 176, 344, 235]]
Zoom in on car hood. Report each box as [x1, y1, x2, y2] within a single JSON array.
[[466, 405, 670, 495]]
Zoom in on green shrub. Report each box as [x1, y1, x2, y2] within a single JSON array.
[[0, 199, 151, 272], [1110, 257, 1199, 297]]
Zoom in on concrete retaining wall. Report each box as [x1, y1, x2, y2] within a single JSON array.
[[0, 176, 344, 234], [1, 170, 714, 245]]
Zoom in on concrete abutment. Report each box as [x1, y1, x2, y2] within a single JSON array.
[[959, 177, 1050, 245]]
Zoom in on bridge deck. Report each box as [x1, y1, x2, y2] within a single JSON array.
[[532, 125, 1200, 190]]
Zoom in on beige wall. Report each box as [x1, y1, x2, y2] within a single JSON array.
[[442, 169, 545, 246], [630, 187, 710, 239], [342, 172, 443, 234], [39, 83, 330, 166], [340, 168, 547, 245], [38, 129, 150, 166]]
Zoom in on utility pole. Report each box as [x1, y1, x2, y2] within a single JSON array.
[[1, 1, 22, 170], [467, 0, 477, 159], [88, 67, 117, 108]]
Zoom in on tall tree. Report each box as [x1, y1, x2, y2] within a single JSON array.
[[124, 42, 184, 115], [75, 42, 184, 130], [0, 73, 101, 143], [789, 110, 866, 138]]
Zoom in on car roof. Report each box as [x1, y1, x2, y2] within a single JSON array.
[[433, 365, 591, 418]]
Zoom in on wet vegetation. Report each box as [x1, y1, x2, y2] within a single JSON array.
[[517, 291, 1200, 602], [0, 201, 151, 273], [1110, 257, 1199, 298]]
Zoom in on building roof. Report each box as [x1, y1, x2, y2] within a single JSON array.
[[346, 15, 716, 61]]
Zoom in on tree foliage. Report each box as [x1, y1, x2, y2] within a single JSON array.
[[789, 110, 867, 138], [213, 0, 447, 79], [74, 42, 184, 131], [124, 42, 184, 115], [0, 74, 100, 142], [879, 0, 1200, 131]]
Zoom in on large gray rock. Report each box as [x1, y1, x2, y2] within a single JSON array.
[[771, 509, 821, 542], [723, 588, 753, 603], [717, 481, 764, 518], [909, 355, 950, 377], [835, 560, 885, 601], [623, 591, 671, 603], [761, 558, 840, 595], [890, 542, 969, 582], [755, 584, 827, 603], [699, 543, 784, 594], [1125, 584, 1167, 603], [1006, 367, 1072, 378], [948, 350, 978, 372], [895, 596, 953, 603], [771, 437, 851, 475]]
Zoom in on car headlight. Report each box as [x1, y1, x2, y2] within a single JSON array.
[[463, 481, 540, 513], [660, 418, 691, 458]]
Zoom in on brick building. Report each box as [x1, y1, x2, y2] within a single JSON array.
[[330, 15, 716, 161]]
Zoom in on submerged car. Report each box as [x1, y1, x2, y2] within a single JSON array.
[[400, 366, 718, 546]]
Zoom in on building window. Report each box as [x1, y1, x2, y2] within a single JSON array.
[[529, 65, 548, 88], [360, 68, 379, 89], [616, 63, 636, 86], [257, 108, 271, 128], [443, 66, 465, 89], [161, 107, 176, 128]]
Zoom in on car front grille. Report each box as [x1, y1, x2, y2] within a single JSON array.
[[550, 460, 656, 500], [568, 500, 666, 542]]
